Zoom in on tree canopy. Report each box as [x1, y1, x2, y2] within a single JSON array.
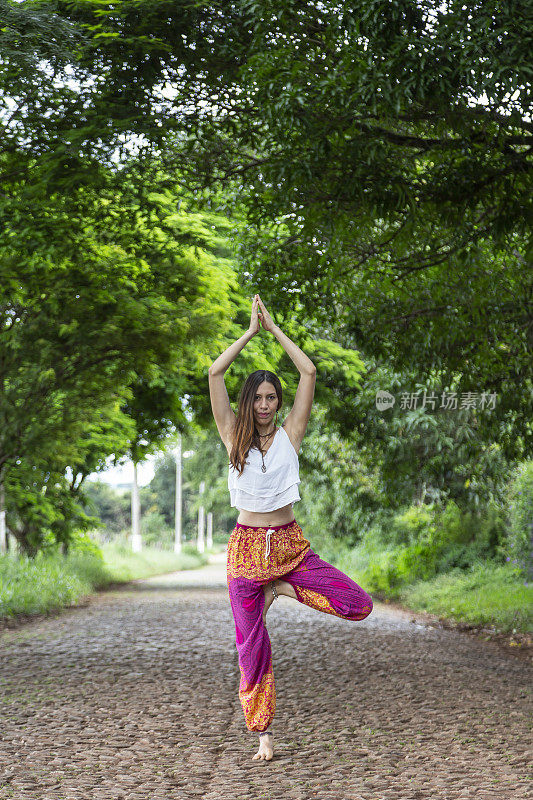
[[1, 0, 531, 554], [23, 0, 528, 455]]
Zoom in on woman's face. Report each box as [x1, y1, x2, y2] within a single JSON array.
[[253, 381, 278, 424]]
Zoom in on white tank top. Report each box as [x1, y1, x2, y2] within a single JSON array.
[[228, 425, 301, 512]]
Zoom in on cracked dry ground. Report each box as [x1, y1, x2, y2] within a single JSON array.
[[0, 554, 531, 800]]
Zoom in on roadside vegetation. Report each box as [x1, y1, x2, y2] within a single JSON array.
[[0, 534, 210, 622], [303, 469, 533, 637]]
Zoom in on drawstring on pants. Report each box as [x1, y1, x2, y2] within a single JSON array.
[[264, 529, 278, 603], [264, 528, 275, 560]]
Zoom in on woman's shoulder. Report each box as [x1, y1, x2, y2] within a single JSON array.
[[224, 424, 255, 459], [280, 422, 301, 457]]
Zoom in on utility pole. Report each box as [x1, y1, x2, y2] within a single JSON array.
[[131, 461, 142, 552], [206, 511, 213, 550], [197, 480, 205, 553], [0, 480, 6, 554], [174, 433, 182, 554]]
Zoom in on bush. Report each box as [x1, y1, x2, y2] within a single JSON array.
[[400, 560, 533, 633], [357, 504, 440, 594], [141, 511, 174, 548], [67, 529, 105, 560], [433, 501, 506, 571], [349, 500, 508, 597], [389, 504, 436, 547], [394, 541, 439, 583], [181, 543, 203, 557]]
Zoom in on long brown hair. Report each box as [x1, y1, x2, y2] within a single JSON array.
[[229, 370, 283, 476]]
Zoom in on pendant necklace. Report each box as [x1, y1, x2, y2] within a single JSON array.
[[258, 427, 277, 473]]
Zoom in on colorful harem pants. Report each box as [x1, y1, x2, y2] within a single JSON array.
[[227, 518, 373, 735]]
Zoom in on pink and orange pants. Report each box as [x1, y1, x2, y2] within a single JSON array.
[[227, 518, 373, 735]]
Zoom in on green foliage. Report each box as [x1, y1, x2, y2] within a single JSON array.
[[4, 461, 102, 558], [341, 499, 508, 596], [0, 157, 241, 555], [7, 1, 527, 440], [296, 361, 511, 525], [0, 549, 104, 618], [306, 514, 531, 633], [159, 0, 532, 458], [81, 481, 131, 535], [399, 561, 532, 634], [434, 501, 507, 572], [2, 0, 531, 573], [0, 0, 87, 159], [140, 510, 173, 548], [350, 359, 513, 510], [0, 541, 208, 620], [64, 529, 105, 560], [503, 460, 533, 578], [359, 541, 438, 594], [389, 505, 436, 547], [293, 406, 383, 546], [180, 543, 205, 558]]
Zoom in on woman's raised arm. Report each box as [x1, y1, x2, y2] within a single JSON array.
[[208, 296, 260, 445], [256, 296, 316, 453], [257, 296, 316, 375]]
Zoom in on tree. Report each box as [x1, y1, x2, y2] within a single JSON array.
[[39, 0, 531, 456], [0, 157, 240, 553]]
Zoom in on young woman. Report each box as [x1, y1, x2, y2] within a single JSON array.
[[208, 294, 373, 762]]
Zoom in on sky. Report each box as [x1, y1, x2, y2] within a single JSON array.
[[85, 439, 193, 489], [86, 454, 160, 488]]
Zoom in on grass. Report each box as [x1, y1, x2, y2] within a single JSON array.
[[398, 561, 533, 633], [317, 533, 532, 635], [99, 540, 209, 584], [0, 541, 209, 621]]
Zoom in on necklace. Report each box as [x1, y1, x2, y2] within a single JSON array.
[[258, 427, 277, 473]]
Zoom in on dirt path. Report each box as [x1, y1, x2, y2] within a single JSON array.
[[0, 553, 531, 800]]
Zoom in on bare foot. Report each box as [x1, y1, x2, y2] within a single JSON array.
[[262, 580, 298, 624], [252, 732, 273, 761], [276, 579, 297, 600]]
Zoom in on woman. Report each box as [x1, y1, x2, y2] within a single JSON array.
[[208, 294, 373, 762]]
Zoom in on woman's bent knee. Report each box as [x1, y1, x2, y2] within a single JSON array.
[[349, 593, 373, 620], [361, 594, 373, 618]]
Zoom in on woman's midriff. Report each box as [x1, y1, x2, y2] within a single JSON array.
[[227, 518, 311, 584], [236, 502, 296, 528]]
